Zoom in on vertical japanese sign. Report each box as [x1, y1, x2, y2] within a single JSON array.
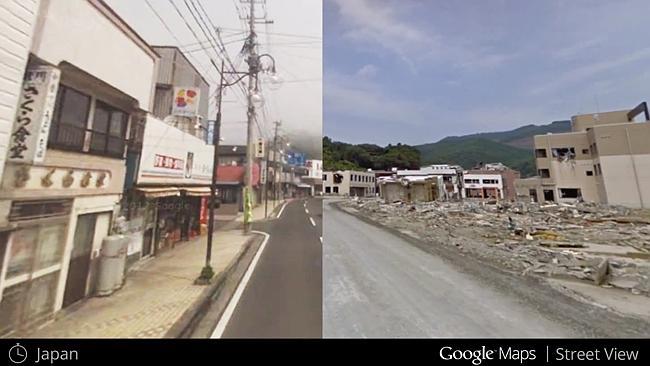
[[206, 120, 215, 145], [8, 66, 61, 164], [184, 151, 194, 179], [172, 87, 200, 117], [200, 197, 208, 225], [260, 160, 267, 184]]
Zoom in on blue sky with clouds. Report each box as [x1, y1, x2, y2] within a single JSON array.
[[324, 0, 650, 145]]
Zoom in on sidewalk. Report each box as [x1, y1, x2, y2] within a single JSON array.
[[23, 229, 252, 338]]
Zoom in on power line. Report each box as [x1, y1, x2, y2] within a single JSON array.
[[144, 0, 218, 85], [194, 0, 249, 99], [167, 0, 221, 74], [218, 26, 321, 40], [184, 0, 222, 61]]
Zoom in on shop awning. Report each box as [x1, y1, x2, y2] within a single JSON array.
[[136, 187, 180, 198], [183, 187, 214, 197]]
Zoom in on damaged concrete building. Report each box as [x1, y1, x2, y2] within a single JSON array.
[[395, 164, 463, 200], [516, 102, 650, 208], [462, 163, 521, 201], [379, 176, 444, 203], [322, 170, 376, 197]]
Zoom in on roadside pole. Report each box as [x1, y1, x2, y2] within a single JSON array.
[[264, 139, 269, 218]]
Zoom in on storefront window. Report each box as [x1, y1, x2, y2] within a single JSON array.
[[35, 225, 66, 270], [6, 224, 65, 278], [25, 271, 58, 319], [0, 282, 28, 335], [6, 229, 37, 278]]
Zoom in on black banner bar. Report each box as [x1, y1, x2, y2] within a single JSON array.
[[1, 338, 648, 365]]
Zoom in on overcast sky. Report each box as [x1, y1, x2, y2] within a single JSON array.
[[106, 0, 322, 157], [324, 0, 650, 145]]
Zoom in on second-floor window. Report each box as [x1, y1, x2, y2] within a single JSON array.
[[48, 85, 128, 159], [90, 101, 128, 158], [48, 86, 91, 151]]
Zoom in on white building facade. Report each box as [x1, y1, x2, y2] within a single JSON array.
[[462, 172, 504, 200], [323, 170, 376, 197], [0, 0, 158, 335]]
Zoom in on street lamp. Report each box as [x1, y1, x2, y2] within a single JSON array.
[[198, 53, 280, 282]]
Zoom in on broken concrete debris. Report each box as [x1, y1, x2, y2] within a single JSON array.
[[343, 198, 650, 296]]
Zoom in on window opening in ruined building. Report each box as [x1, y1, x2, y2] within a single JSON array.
[[559, 188, 581, 199], [543, 189, 555, 202], [551, 147, 576, 161], [538, 169, 550, 178]]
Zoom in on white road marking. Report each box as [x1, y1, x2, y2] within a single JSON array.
[[309, 217, 316, 227], [320, 236, 323, 243], [277, 201, 288, 219], [211, 230, 271, 338], [305, 208, 309, 214]]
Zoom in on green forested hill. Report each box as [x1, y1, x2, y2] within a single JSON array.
[[415, 120, 571, 176], [325, 120, 571, 177]]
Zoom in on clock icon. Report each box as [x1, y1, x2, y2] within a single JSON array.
[[8, 343, 27, 364]]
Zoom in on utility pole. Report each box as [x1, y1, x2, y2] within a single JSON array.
[[263, 136, 270, 218], [198, 60, 225, 283], [243, 0, 257, 233], [272, 120, 280, 207]]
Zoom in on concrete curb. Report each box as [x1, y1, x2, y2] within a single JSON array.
[[164, 233, 265, 338]]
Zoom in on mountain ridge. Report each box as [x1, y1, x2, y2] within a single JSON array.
[[415, 120, 571, 176]]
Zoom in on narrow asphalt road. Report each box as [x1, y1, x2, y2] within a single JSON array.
[[219, 197, 322, 338], [323, 199, 576, 338]]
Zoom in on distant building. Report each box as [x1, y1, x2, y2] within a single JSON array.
[[151, 46, 210, 140], [395, 164, 463, 199], [302, 159, 323, 196], [478, 163, 520, 201], [218, 145, 247, 166], [516, 102, 650, 208], [323, 171, 376, 196], [462, 171, 504, 199], [379, 176, 444, 203]]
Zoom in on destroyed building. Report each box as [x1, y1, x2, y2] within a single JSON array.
[[379, 176, 443, 203], [395, 164, 463, 200], [516, 102, 650, 208]]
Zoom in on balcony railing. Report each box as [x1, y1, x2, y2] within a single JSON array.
[[49, 124, 126, 159]]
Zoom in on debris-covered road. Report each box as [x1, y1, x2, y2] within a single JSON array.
[[340, 198, 650, 296], [324, 199, 650, 337]]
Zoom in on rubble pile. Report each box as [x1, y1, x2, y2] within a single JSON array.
[[343, 198, 650, 296]]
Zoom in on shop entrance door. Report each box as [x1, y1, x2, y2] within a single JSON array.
[[63, 213, 97, 308]]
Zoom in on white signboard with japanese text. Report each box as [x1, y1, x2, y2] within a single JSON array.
[[138, 116, 214, 185], [172, 87, 200, 117], [8, 66, 61, 164], [260, 160, 267, 184]]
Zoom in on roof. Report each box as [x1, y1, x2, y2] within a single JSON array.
[[151, 46, 210, 86], [218, 145, 247, 156]]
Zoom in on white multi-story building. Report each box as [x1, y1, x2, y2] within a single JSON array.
[[462, 172, 504, 199], [323, 170, 376, 197], [517, 103, 650, 208]]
